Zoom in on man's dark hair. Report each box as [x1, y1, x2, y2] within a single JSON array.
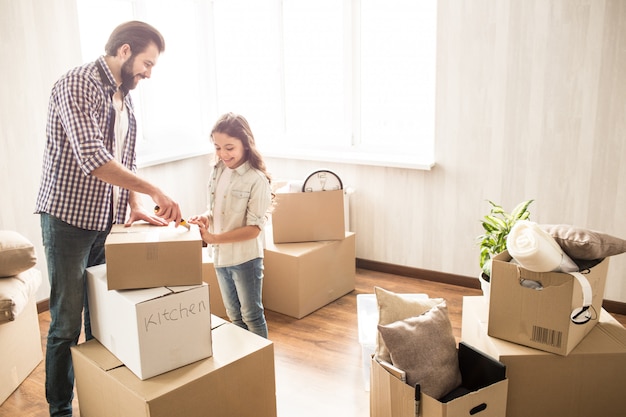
[[104, 21, 165, 56]]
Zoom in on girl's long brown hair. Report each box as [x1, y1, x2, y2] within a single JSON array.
[[211, 112, 272, 186]]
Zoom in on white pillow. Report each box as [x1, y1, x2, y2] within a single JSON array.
[[374, 286, 444, 362]]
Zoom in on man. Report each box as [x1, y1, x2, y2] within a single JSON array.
[[35, 21, 183, 417]]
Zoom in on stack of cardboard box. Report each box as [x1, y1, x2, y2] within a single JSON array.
[[262, 189, 356, 319], [462, 250, 626, 417], [369, 248, 626, 417], [71, 223, 277, 417]]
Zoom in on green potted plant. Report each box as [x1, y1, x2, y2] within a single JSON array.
[[477, 199, 534, 289]]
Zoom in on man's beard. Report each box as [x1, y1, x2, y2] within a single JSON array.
[[120, 55, 142, 92]]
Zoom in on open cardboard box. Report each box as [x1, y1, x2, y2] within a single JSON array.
[[370, 342, 508, 417], [488, 250, 609, 355]]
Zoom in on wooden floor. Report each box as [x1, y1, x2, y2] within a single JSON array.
[[2, 268, 626, 417]]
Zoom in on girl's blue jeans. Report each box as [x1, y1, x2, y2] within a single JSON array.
[[40, 213, 110, 417], [215, 257, 268, 338]]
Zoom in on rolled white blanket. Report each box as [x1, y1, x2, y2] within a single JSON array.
[[507, 220, 579, 272]]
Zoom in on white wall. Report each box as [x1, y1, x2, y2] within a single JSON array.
[[2, 0, 626, 304], [0, 0, 82, 301]]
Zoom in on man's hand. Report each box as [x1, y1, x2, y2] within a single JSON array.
[[124, 205, 169, 227]]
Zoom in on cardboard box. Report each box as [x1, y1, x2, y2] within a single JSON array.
[[463, 296, 626, 417], [370, 343, 508, 417], [488, 250, 609, 355], [263, 232, 355, 318], [0, 296, 43, 405], [202, 247, 228, 319], [86, 264, 212, 380], [71, 320, 276, 417], [271, 189, 345, 243], [104, 223, 202, 290]]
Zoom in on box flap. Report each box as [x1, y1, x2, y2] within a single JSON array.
[[210, 315, 228, 329], [458, 342, 506, 390], [164, 283, 206, 294], [72, 339, 124, 372]]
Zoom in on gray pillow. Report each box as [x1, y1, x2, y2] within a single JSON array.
[[377, 301, 462, 399], [0, 231, 37, 277], [539, 224, 626, 260], [374, 286, 444, 363]]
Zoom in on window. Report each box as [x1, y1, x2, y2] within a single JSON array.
[[77, 0, 436, 169]]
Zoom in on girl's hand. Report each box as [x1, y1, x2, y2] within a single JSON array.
[[188, 214, 210, 228], [188, 215, 216, 244]]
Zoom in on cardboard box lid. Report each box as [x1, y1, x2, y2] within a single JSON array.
[[265, 231, 354, 256], [107, 223, 200, 244]]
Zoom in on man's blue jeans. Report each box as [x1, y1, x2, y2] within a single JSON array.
[[40, 213, 110, 417], [215, 257, 268, 338]]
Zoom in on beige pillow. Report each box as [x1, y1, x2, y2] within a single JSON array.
[[374, 286, 444, 362], [539, 224, 626, 260], [0, 231, 37, 277], [377, 301, 462, 399]]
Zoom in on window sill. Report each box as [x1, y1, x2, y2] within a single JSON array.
[[137, 143, 434, 171], [263, 148, 435, 171]]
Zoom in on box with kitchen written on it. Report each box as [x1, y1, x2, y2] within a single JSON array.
[[202, 247, 227, 319], [271, 189, 345, 243], [463, 296, 626, 417], [263, 230, 355, 319], [370, 342, 508, 417], [488, 250, 609, 355], [71, 320, 276, 417], [104, 223, 202, 290], [0, 296, 43, 405], [86, 264, 212, 380]]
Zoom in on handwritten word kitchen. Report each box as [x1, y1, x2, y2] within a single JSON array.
[[143, 300, 208, 332]]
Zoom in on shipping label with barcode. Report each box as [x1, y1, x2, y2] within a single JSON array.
[[531, 326, 563, 347]]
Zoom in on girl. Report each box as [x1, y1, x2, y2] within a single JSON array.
[[189, 113, 273, 338]]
